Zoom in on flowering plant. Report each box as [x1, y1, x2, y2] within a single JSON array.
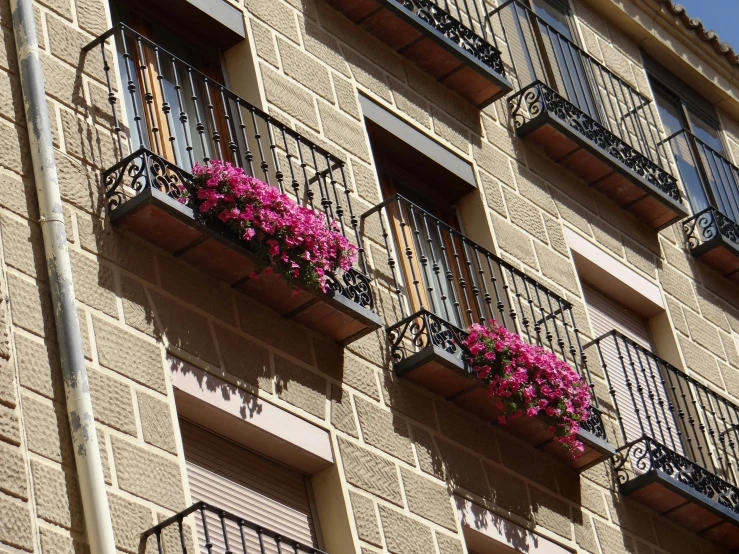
[[181, 160, 357, 293], [462, 322, 591, 456]]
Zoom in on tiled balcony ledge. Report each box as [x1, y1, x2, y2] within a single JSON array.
[[509, 81, 688, 230], [389, 309, 615, 472], [106, 148, 381, 345], [324, 0, 512, 108]]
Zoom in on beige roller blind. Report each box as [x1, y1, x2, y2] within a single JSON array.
[[180, 420, 318, 554], [583, 284, 684, 455]]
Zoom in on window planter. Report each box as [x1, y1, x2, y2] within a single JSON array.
[[106, 149, 381, 345]]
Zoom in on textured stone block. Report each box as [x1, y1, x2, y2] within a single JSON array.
[[56, 152, 99, 213], [0, 213, 45, 279], [300, 18, 350, 77], [109, 492, 153, 554], [137, 392, 177, 454], [0, 404, 20, 445], [410, 425, 443, 479], [594, 520, 638, 554], [69, 250, 118, 317], [534, 242, 579, 295], [349, 490, 382, 547], [435, 440, 489, 498], [330, 385, 357, 438], [318, 101, 370, 162], [93, 317, 166, 392], [39, 525, 90, 554], [237, 295, 312, 363], [684, 309, 724, 356], [344, 48, 391, 102], [15, 333, 63, 400], [88, 368, 136, 435], [0, 359, 15, 408], [111, 437, 185, 511], [381, 375, 433, 424], [76, 215, 156, 283], [659, 265, 698, 311], [400, 468, 455, 530], [275, 355, 326, 419], [0, 119, 29, 177], [75, 0, 108, 35], [0, 493, 33, 551], [435, 532, 464, 554], [278, 38, 332, 101], [356, 397, 414, 464], [334, 74, 360, 120], [491, 214, 536, 269], [120, 275, 157, 337], [215, 324, 271, 391], [8, 273, 55, 339], [97, 428, 111, 485], [393, 79, 431, 129], [486, 464, 530, 518], [149, 291, 220, 366], [498, 434, 556, 491], [574, 511, 598, 554], [678, 335, 723, 387], [378, 505, 435, 554], [342, 354, 380, 400], [245, 0, 299, 42], [251, 18, 278, 67], [157, 258, 235, 324], [260, 64, 318, 130], [436, 401, 499, 461], [22, 395, 72, 464], [531, 488, 571, 539], [0, 442, 27, 500], [338, 437, 402, 506], [31, 460, 84, 531]]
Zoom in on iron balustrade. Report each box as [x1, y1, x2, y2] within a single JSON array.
[[585, 330, 739, 513], [489, 0, 679, 200], [664, 129, 739, 253], [362, 194, 591, 375], [142, 501, 326, 554], [393, 0, 505, 74], [83, 24, 366, 273]]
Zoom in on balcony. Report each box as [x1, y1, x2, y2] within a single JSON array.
[[490, 1, 687, 230], [84, 26, 380, 345], [585, 331, 739, 549], [323, 0, 512, 108], [362, 195, 615, 471], [143, 501, 326, 554], [665, 130, 739, 281]]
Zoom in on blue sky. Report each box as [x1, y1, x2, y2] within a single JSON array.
[[673, 0, 739, 52]]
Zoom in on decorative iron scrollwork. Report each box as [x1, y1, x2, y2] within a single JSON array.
[[683, 206, 739, 251], [387, 309, 468, 363], [614, 438, 739, 513], [579, 406, 607, 441], [102, 147, 191, 211], [395, 0, 505, 75], [508, 82, 681, 203], [326, 269, 375, 310]]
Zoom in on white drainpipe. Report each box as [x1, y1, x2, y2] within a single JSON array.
[[9, 1, 116, 553]]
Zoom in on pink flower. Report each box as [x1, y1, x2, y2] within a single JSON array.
[[462, 320, 592, 457]]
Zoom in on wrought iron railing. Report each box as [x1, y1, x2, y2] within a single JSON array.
[[585, 331, 739, 512], [83, 25, 374, 307], [488, 1, 679, 200], [663, 129, 739, 252], [142, 501, 326, 554], [390, 0, 505, 75], [362, 195, 585, 364]]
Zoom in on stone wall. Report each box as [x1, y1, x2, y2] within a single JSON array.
[[0, 0, 735, 553]]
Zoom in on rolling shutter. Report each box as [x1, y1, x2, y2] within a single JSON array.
[[180, 419, 318, 553], [583, 284, 684, 455]]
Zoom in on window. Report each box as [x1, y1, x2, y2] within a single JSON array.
[[646, 61, 739, 221], [363, 103, 481, 331], [180, 419, 322, 552], [522, 0, 599, 118], [111, 1, 252, 174]]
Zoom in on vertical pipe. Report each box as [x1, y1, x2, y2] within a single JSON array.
[[9, 1, 116, 554]]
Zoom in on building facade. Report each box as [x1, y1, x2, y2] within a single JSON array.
[[1, 0, 739, 553]]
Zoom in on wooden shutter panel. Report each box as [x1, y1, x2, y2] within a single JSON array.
[[180, 420, 318, 553], [583, 285, 684, 455]]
